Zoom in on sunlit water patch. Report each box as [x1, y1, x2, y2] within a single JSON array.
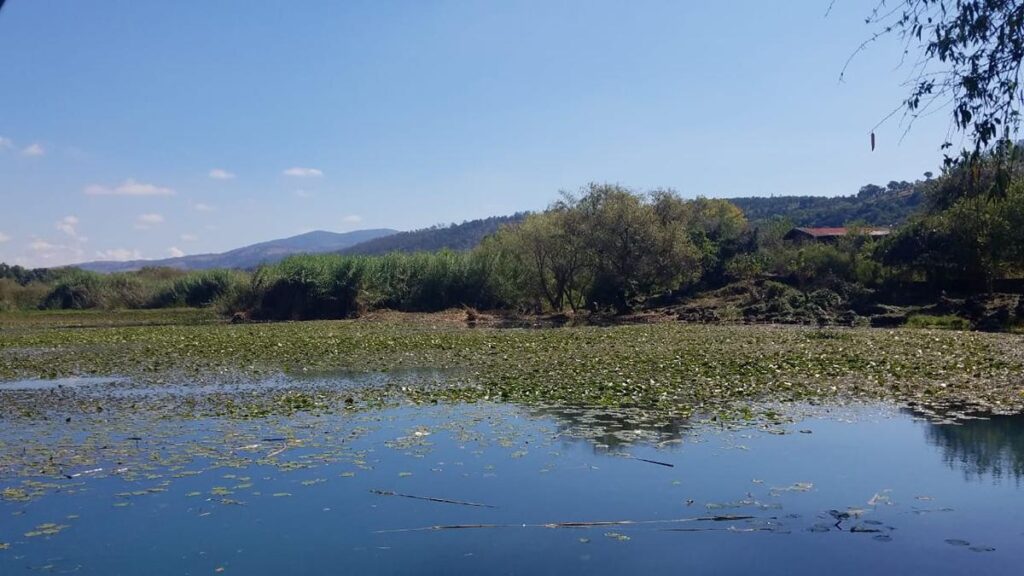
[[0, 376, 126, 391], [1, 402, 1023, 574]]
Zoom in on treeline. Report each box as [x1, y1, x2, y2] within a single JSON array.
[[0, 267, 246, 313], [731, 179, 925, 226], [340, 214, 526, 256], [3, 148, 1023, 327]]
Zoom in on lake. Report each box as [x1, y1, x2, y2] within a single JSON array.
[[2, 384, 1022, 575]]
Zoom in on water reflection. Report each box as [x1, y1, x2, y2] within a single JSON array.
[[3, 402, 1024, 575], [918, 411, 1024, 483], [529, 405, 691, 449]]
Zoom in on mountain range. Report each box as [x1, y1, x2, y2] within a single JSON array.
[[78, 229, 397, 273], [74, 185, 925, 273]]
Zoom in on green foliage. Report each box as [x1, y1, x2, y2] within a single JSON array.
[[342, 214, 526, 255], [730, 181, 924, 226], [40, 269, 107, 310], [0, 263, 61, 286], [0, 279, 50, 311], [879, 150, 1024, 290], [860, 1, 1024, 156], [251, 254, 367, 320], [766, 234, 884, 290], [150, 270, 248, 308], [905, 314, 972, 331], [246, 251, 512, 319]]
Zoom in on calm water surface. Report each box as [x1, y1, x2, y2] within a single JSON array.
[[1, 397, 1022, 575]]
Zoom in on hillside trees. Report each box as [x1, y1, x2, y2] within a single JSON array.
[[486, 184, 737, 313], [879, 146, 1024, 290]]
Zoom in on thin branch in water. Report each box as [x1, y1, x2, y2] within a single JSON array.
[[620, 454, 675, 467], [375, 514, 759, 534], [370, 489, 496, 508]]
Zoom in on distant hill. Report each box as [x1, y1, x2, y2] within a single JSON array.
[[78, 229, 398, 273], [341, 214, 526, 255], [69, 185, 926, 273], [729, 182, 926, 227]]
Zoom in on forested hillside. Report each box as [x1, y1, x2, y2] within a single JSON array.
[[341, 214, 526, 255], [730, 181, 926, 226]]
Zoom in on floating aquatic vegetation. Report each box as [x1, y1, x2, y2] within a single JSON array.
[[24, 523, 70, 538], [3, 319, 1023, 421]]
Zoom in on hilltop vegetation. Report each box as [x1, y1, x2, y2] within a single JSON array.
[[730, 180, 926, 226], [341, 214, 526, 255]]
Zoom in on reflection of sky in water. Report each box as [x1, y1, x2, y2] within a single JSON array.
[[0, 403, 1022, 575]]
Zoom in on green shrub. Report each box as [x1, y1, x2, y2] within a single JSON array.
[[905, 314, 971, 330], [251, 254, 367, 320], [41, 270, 106, 309], [0, 279, 50, 310], [150, 270, 247, 308]]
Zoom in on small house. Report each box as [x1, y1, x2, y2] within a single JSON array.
[[783, 226, 891, 242]]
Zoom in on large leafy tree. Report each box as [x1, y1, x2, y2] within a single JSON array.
[[853, 1, 1024, 165]]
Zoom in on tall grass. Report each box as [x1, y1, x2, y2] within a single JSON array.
[[242, 250, 514, 320], [0, 279, 50, 311], [251, 254, 367, 320], [33, 268, 249, 311], [150, 270, 248, 308]]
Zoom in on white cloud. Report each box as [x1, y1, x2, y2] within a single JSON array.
[[84, 179, 175, 197], [293, 189, 314, 198], [30, 240, 58, 252], [180, 233, 199, 242], [134, 213, 165, 230], [283, 167, 323, 178], [0, 136, 12, 150], [209, 168, 236, 180], [22, 143, 45, 157], [26, 239, 86, 264], [192, 202, 216, 213], [0, 232, 10, 243], [168, 246, 185, 258], [95, 248, 142, 261], [55, 215, 81, 238], [342, 215, 363, 224], [20, 232, 88, 267]]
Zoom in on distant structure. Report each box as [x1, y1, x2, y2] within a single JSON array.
[[783, 226, 891, 242]]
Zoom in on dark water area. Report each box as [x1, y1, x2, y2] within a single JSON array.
[[1, 399, 1023, 575]]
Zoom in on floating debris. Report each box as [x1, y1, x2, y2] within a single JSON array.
[[370, 489, 496, 508]]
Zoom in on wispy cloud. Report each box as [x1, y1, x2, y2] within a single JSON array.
[[84, 179, 175, 197], [0, 136, 12, 150], [293, 189, 314, 198], [192, 202, 216, 213], [55, 215, 84, 240], [27, 238, 86, 265], [342, 215, 363, 224], [283, 167, 323, 178], [95, 248, 142, 261], [134, 213, 165, 230], [180, 233, 199, 242], [0, 232, 10, 243], [168, 246, 185, 258], [30, 240, 59, 252], [209, 168, 236, 180], [21, 143, 45, 157]]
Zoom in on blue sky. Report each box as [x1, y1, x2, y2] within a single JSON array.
[[0, 1, 952, 267]]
